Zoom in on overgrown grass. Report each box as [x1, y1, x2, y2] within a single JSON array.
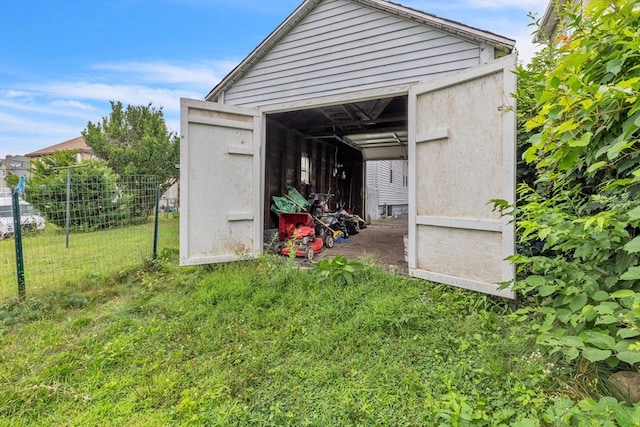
[[0, 215, 179, 299], [1, 252, 587, 426]]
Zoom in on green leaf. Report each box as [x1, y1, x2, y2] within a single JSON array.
[[562, 346, 580, 360], [624, 237, 640, 254], [627, 206, 640, 221], [617, 351, 640, 365], [607, 138, 633, 161], [618, 76, 640, 89], [586, 161, 607, 173], [344, 271, 353, 286], [606, 58, 624, 75], [621, 267, 640, 281], [583, 306, 598, 322], [595, 314, 619, 325], [583, 331, 616, 350], [525, 275, 546, 287], [524, 118, 544, 132], [568, 132, 593, 147], [561, 335, 585, 348], [618, 328, 640, 339], [592, 290, 610, 301], [613, 404, 639, 427], [582, 347, 612, 362], [569, 293, 588, 312], [594, 302, 619, 315], [555, 118, 579, 135], [539, 285, 558, 297], [615, 340, 634, 353], [610, 289, 636, 299], [511, 419, 538, 427]]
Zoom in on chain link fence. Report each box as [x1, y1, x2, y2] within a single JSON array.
[[0, 175, 179, 300]]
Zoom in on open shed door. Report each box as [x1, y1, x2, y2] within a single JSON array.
[[407, 55, 516, 298], [180, 98, 262, 266]]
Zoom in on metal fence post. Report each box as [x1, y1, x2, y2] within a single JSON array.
[[153, 185, 160, 260], [12, 189, 26, 300], [65, 167, 71, 248]]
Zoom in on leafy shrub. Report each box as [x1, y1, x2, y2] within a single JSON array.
[[508, 0, 639, 371], [544, 397, 640, 426]]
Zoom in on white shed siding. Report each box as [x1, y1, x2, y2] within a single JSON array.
[[222, 0, 482, 107]]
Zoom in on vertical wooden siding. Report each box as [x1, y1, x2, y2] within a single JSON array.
[[264, 119, 364, 228], [224, 0, 481, 107]]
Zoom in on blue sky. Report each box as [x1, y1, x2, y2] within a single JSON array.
[[0, 0, 549, 158]]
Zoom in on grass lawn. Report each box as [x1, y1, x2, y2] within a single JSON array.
[[0, 215, 179, 299], [0, 252, 590, 426]]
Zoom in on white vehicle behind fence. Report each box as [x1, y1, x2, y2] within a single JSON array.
[[0, 196, 46, 239]]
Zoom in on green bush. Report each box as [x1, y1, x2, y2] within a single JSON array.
[[508, 0, 639, 371]]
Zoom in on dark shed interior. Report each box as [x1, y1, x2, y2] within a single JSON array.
[[263, 95, 408, 229], [264, 119, 364, 229]]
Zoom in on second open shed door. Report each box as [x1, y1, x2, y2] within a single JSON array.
[[407, 55, 517, 298], [180, 98, 262, 266]]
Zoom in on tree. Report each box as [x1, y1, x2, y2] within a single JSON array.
[[83, 101, 180, 215], [83, 101, 179, 188], [25, 151, 131, 231], [509, 0, 639, 370], [5, 172, 19, 190]]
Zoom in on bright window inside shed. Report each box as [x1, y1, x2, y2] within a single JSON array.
[[301, 155, 311, 184]]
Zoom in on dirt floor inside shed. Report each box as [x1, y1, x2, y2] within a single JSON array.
[[310, 215, 408, 273]]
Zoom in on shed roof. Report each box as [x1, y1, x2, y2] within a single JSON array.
[[206, 0, 515, 102]]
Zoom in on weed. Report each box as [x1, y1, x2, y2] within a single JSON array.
[[312, 255, 364, 286]]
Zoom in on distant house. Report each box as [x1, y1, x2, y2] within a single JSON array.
[[0, 155, 31, 193], [366, 160, 408, 220], [1, 136, 95, 193], [536, 0, 590, 43], [25, 136, 95, 162]]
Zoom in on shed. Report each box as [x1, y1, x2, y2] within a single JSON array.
[[180, 0, 517, 298]]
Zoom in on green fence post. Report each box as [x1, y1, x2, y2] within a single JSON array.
[[12, 190, 26, 300], [153, 185, 160, 260]]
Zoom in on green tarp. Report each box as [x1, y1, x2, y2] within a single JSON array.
[[271, 186, 308, 214]]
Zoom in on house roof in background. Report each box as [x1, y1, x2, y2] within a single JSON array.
[[25, 136, 92, 158], [535, 0, 559, 42]]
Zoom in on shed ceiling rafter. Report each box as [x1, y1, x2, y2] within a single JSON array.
[[270, 95, 409, 160]]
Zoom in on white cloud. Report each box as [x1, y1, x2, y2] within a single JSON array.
[[49, 100, 96, 111], [0, 112, 80, 136], [91, 60, 237, 87], [0, 69, 198, 156], [0, 111, 89, 157], [2, 90, 31, 99], [0, 98, 95, 120], [4, 81, 199, 117]]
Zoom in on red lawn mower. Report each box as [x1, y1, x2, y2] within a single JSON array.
[[275, 212, 325, 260]]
